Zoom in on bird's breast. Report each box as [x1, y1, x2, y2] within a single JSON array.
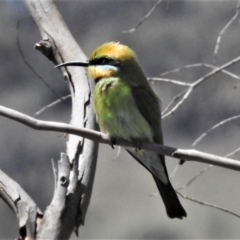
[[93, 78, 153, 141]]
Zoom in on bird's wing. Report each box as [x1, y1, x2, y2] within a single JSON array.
[[130, 86, 187, 218], [131, 86, 162, 143], [131, 85, 169, 181]]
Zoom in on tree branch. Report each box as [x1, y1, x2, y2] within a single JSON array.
[[0, 105, 240, 172], [213, 0, 240, 63], [34, 94, 71, 117], [23, 0, 98, 238], [122, 0, 163, 33], [192, 115, 240, 146], [177, 191, 240, 219], [37, 153, 83, 240], [159, 62, 240, 82], [163, 55, 240, 117], [0, 169, 42, 240]]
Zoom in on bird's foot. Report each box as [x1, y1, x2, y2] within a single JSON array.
[[179, 159, 185, 165], [109, 137, 116, 149], [132, 140, 142, 152]]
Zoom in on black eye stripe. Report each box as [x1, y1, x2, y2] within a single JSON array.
[[90, 57, 121, 67]]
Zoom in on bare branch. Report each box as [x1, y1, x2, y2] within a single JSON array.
[[16, 21, 62, 99], [170, 162, 181, 179], [213, 0, 240, 64], [148, 77, 192, 86], [192, 115, 240, 146], [225, 146, 240, 158], [112, 146, 122, 161], [0, 169, 42, 240], [162, 89, 187, 115], [0, 105, 240, 171], [176, 144, 240, 192], [163, 55, 240, 118], [34, 94, 71, 116], [23, 0, 98, 238], [160, 62, 240, 82], [122, 0, 162, 33], [177, 191, 240, 219], [176, 165, 213, 191], [37, 153, 82, 240]]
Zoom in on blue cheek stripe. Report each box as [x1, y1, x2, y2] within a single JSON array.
[[99, 65, 119, 71]]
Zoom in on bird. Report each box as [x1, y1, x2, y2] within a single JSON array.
[[56, 42, 187, 219]]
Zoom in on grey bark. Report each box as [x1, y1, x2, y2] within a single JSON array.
[[0, 169, 42, 240], [0, 0, 98, 239], [0, 105, 240, 172]]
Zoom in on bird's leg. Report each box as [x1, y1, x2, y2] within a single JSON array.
[[109, 137, 116, 149], [131, 139, 142, 152]]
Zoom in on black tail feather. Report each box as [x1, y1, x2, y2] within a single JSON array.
[[127, 150, 186, 219], [152, 174, 187, 219]]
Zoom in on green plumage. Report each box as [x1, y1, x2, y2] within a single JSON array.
[[58, 42, 186, 219], [90, 43, 186, 219], [93, 77, 154, 141]]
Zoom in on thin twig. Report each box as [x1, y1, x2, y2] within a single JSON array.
[[122, 0, 162, 33], [163, 55, 240, 118], [177, 191, 240, 219], [213, 0, 240, 64], [225, 146, 240, 158], [162, 88, 187, 115], [176, 144, 240, 192], [112, 147, 122, 161], [34, 94, 71, 116], [192, 115, 240, 146], [176, 165, 213, 191], [160, 63, 210, 76], [160, 62, 240, 82], [160, 63, 240, 115], [170, 163, 180, 179], [148, 77, 192, 86], [16, 21, 62, 99]]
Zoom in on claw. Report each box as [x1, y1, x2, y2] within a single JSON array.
[[109, 137, 116, 149], [133, 140, 142, 152]]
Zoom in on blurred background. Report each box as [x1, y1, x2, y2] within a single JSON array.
[[0, 0, 240, 239]]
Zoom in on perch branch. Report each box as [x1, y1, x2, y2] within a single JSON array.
[[0, 105, 240, 171]]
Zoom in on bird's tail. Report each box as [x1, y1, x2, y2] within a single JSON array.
[[152, 174, 186, 219], [127, 149, 186, 219]]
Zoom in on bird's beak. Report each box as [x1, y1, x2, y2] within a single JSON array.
[[55, 60, 89, 68]]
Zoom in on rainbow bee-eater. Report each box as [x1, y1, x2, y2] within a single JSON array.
[[56, 42, 186, 219]]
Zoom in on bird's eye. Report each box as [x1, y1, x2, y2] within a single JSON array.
[[100, 58, 108, 65], [90, 57, 121, 67]]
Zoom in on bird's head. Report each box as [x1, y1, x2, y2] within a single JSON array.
[[56, 42, 142, 83]]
